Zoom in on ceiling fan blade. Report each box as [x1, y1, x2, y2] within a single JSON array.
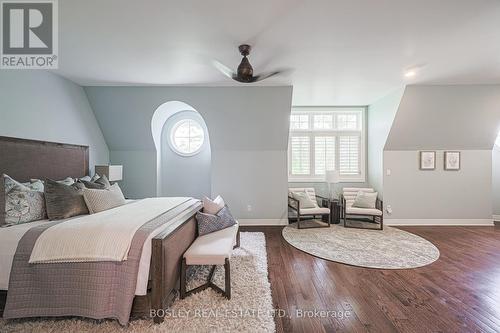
[[212, 60, 237, 80], [252, 68, 292, 82]]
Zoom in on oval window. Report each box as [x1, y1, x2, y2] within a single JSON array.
[[169, 119, 205, 156]]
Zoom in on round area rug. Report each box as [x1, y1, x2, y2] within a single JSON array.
[[282, 223, 440, 269]]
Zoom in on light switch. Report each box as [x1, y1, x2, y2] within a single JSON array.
[[386, 169, 391, 176]]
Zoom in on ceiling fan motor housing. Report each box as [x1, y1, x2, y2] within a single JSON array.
[[237, 57, 253, 82]]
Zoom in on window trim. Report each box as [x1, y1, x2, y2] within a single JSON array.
[[288, 106, 367, 183], [168, 118, 205, 157]]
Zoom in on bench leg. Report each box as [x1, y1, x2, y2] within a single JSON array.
[[224, 258, 231, 299], [180, 257, 187, 299], [234, 229, 240, 249], [182, 261, 231, 300]]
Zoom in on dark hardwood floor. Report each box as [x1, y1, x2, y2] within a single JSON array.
[[241, 225, 500, 333]]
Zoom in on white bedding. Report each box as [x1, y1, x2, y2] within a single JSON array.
[[0, 198, 191, 295]]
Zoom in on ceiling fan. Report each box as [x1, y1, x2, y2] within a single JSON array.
[[213, 44, 287, 83]]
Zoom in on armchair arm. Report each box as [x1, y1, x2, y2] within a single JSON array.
[[315, 194, 329, 208], [339, 194, 346, 218], [288, 195, 300, 212], [376, 197, 383, 211]]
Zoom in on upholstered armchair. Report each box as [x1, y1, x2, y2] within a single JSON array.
[[288, 188, 331, 229], [340, 188, 383, 230]]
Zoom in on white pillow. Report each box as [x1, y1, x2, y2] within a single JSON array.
[[352, 191, 378, 209], [202, 195, 225, 215], [83, 183, 126, 214], [291, 191, 317, 209]]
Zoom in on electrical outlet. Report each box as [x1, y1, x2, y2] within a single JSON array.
[[386, 168, 391, 176], [386, 205, 393, 215], [247, 205, 252, 212]]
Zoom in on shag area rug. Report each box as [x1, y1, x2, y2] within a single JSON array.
[[282, 223, 439, 269], [0, 232, 275, 333]]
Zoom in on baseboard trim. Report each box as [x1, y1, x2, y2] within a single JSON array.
[[493, 215, 500, 222], [386, 219, 494, 226], [238, 219, 288, 226]]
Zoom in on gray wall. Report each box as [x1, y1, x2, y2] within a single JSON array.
[[383, 85, 500, 225], [0, 71, 109, 173], [85, 86, 293, 221], [494, 146, 500, 218], [109, 150, 156, 198], [161, 111, 211, 198], [367, 87, 405, 196], [384, 150, 492, 222]]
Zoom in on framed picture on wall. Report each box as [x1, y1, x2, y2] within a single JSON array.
[[419, 151, 436, 170], [444, 151, 461, 170]]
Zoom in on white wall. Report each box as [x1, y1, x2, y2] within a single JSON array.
[[367, 87, 405, 196], [493, 146, 500, 220], [85, 86, 293, 223], [386, 85, 500, 150], [0, 71, 109, 172], [384, 150, 493, 225]]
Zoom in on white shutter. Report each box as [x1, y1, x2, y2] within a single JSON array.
[[335, 113, 360, 130], [314, 136, 335, 175], [339, 135, 360, 175], [290, 136, 310, 175]]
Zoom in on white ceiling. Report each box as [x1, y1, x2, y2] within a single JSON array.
[[57, 0, 500, 105]]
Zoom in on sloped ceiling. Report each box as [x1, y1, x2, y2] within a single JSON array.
[[56, 0, 500, 105], [84, 86, 293, 151], [385, 85, 500, 150]]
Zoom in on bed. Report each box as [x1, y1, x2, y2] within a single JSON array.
[[0, 136, 202, 324]]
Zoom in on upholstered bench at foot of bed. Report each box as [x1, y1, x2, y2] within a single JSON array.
[[180, 222, 239, 300]]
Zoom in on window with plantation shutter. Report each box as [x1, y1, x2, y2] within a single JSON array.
[[290, 136, 310, 175], [339, 136, 360, 174], [314, 136, 335, 175], [288, 107, 365, 182]]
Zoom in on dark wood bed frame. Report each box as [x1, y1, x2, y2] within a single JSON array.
[[0, 136, 200, 324]]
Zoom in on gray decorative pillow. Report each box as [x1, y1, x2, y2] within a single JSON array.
[[83, 183, 126, 214], [352, 191, 378, 209], [3, 174, 47, 227], [44, 178, 89, 220], [196, 206, 237, 236], [79, 174, 111, 189], [291, 191, 317, 209]]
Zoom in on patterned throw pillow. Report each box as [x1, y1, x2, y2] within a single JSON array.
[[196, 206, 237, 236], [3, 174, 47, 227]]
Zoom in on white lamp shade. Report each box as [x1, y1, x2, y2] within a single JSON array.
[[325, 170, 340, 184], [95, 165, 123, 182]]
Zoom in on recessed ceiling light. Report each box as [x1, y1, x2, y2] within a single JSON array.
[[404, 70, 417, 78], [404, 64, 426, 78]]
